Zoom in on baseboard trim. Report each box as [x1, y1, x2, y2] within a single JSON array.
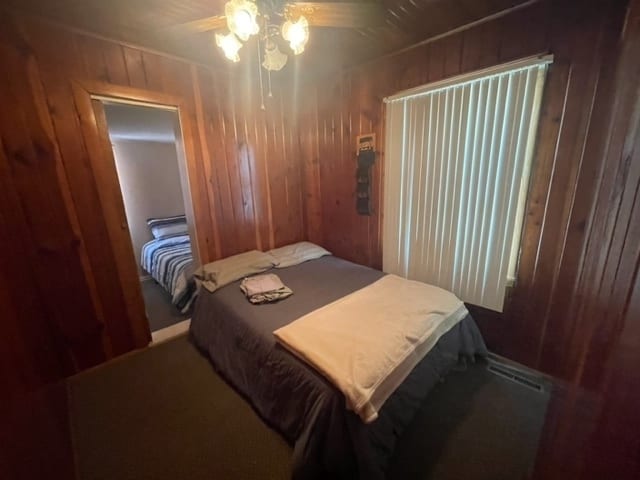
[[150, 319, 191, 345]]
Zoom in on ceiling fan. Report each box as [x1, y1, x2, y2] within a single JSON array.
[[170, 0, 385, 71]]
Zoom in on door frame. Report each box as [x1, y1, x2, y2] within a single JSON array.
[[72, 80, 202, 343]]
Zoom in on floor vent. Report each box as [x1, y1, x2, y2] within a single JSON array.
[[487, 362, 544, 393]]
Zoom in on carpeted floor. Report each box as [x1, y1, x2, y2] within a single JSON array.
[[67, 335, 550, 480], [68, 335, 292, 480], [140, 279, 190, 331], [388, 359, 550, 480]]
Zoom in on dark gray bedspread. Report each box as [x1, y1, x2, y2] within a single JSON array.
[[189, 256, 487, 479]]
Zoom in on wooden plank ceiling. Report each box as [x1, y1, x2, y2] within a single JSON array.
[[4, 0, 530, 75]]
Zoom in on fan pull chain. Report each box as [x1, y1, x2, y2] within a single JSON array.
[[257, 39, 266, 110], [268, 68, 273, 98]]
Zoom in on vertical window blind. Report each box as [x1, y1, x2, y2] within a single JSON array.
[[383, 56, 551, 312]]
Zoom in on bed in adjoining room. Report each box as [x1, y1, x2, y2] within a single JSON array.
[[141, 215, 198, 314], [189, 242, 487, 479]]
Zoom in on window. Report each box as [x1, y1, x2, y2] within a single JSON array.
[[383, 56, 551, 312]]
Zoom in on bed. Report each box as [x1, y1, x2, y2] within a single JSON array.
[[140, 234, 197, 312], [189, 255, 487, 479]]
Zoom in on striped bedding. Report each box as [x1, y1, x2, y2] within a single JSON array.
[[141, 234, 197, 312]]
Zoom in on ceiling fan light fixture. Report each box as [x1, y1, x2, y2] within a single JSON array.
[[215, 32, 243, 62], [225, 0, 260, 41], [282, 15, 309, 55], [262, 41, 288, 71]]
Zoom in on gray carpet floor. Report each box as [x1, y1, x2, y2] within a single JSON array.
[[68, 335, 550, 480], [140, 280, 190, 331]]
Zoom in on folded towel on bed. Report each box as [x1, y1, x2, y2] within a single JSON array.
[[240, 274, 293, 304]]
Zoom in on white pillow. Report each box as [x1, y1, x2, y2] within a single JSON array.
[[152, 222, 188, 239], [147, 215, 188, 239], [268, 242, 331, 268], [195, 250, 277, 292]]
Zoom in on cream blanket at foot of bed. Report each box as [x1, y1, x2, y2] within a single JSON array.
[[273, 274, 469, 423]]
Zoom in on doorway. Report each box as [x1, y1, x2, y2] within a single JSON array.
[[100, 101, 196, 337]]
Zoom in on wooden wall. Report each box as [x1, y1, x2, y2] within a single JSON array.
[[2, 0, 637, 406], [534, 1, 640, 476], [0, 12, 305, 398], [299, 0, 637, 387]]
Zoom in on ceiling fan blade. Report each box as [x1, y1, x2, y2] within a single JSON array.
[[166, 15, 227, 34], [284, 2, 385, 28], [165, 2, 385, 34]]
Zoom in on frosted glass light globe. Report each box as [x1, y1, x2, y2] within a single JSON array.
[[282, 16, 309, 55]]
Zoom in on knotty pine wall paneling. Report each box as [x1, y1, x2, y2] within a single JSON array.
[[299, 88, 323, 245], [0, 17, 109, 380], [192, 63, 305, 257], [0, 11, 306, 396], [299, 0, 635, 388], [534, 1, 640, 476]]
